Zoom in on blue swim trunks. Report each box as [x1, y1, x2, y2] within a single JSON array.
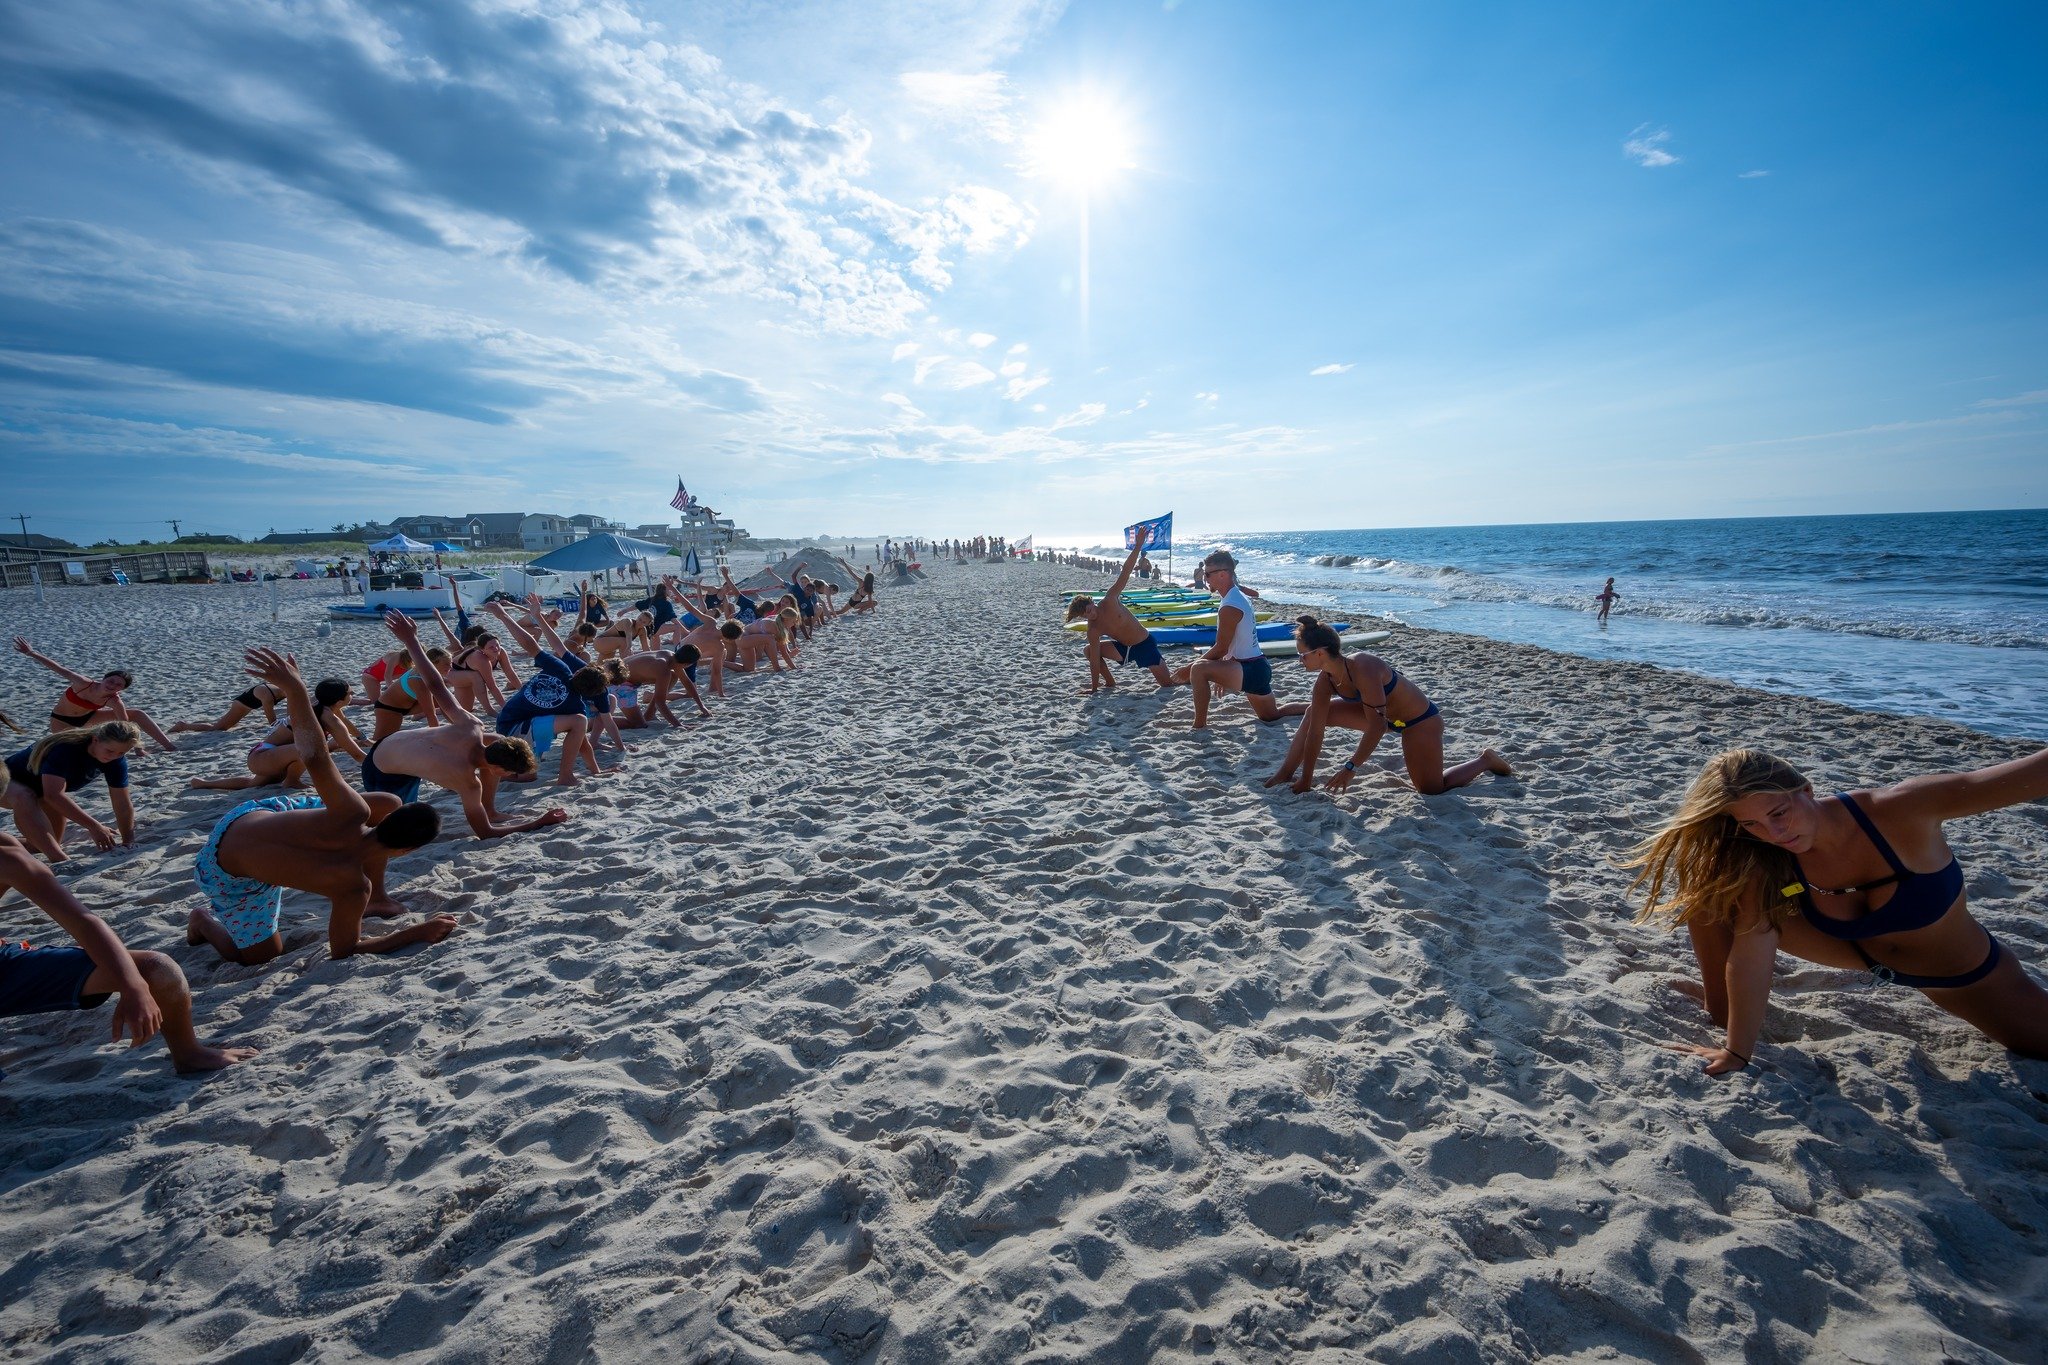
[[1105, 633, 1164, 670], [1, 941, 105, 1018], [1237, 655, 1275, 697], [195, 793, 323, 949], [359, 739, 422, 804]]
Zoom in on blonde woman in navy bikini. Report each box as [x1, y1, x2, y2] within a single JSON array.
[[1629, 747, 2048, 1076]]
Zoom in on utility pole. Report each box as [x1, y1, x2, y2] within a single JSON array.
[[167, 519, 182, 542], [11, 514, 28, 548]]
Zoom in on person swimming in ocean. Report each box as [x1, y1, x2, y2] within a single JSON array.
[[1263, 616, 1512, 795], [1627, 747, 2048, 1077]]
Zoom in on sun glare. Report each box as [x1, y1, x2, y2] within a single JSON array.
[[1025, 93, 1136, 191]]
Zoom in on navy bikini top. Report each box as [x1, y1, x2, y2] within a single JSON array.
[[1792, 793, 1964, 940]]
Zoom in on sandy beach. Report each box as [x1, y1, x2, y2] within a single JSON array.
[[2, 557, 2046, 1363]]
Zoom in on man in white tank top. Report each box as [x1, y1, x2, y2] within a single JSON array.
[[1181, 551, 1306, 729]]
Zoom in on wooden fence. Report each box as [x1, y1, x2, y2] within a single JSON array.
[[0, 546, 213, 590]]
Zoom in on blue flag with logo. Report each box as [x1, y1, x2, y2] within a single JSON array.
[[1124, 512, 1172, 552]]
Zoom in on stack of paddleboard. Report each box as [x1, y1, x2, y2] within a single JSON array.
[[1058, 586, 1389, 654]]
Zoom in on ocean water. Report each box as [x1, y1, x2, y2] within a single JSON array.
[[1095, 510, 2048, 739]]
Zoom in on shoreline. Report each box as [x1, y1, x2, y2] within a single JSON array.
[[2, 556, 2044, 1361]]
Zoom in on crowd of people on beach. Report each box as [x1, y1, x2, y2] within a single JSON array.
[[2, 559, 881, 1074], [1068, 524, 2048, 1076], [7, 526, 2046, 1090]]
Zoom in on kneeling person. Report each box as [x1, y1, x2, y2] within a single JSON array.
[[357, 613, 571, 838], [186, 649, 457, 966], [2, 832, 254, 1074]]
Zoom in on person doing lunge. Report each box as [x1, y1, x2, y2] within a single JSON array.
[[188, 678, 367, 793], [1180, 551, 1304, 730]]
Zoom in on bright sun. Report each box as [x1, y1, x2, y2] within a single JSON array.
[[1025, 93, 1136, 191]]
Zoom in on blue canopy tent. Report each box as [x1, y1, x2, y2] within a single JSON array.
[[430, 540, 463, 554], [524, 533, 674, 575]]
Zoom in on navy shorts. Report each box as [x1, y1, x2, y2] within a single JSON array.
[[1236, 655, 1275, 696], [1, 942, 106, 1018], [359, 741, 422, 804], [1106, 634, 1164, 669]]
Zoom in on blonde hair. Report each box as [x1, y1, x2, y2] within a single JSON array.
[[1624, 748, 1811, 931], [28, 720, 141, 773]]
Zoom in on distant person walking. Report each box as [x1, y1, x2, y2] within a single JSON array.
[[1596, 577, 1620, 625]]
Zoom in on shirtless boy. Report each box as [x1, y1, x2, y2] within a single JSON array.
[[357, 613, 571, 839], [1066, 525, 1176, 692], [185, 648, 456, 966]]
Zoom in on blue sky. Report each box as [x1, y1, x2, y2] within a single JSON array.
[[2, 0, 2044, 545]]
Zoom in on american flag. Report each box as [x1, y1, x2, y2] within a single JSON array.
[[669, 480, 690, 511]]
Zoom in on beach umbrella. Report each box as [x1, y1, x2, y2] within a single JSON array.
[[367, 533, 435, 552], [430, 540, 462, 553], [524, 532, 674, 574]]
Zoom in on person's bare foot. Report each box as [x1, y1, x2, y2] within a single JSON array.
[[186, 908, 205, 946], [555, 774, 581, 788], [1291, 778, 1312, 795], [174, 1044, 259, 1074], [1484, 749, 1515, 777], [366, 896, 406, 919], [1262, 770, 1295, 788]]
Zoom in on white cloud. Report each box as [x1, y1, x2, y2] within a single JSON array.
[[0, 0, 1042, 337], [1051, 402, 1105, 430], [1004, 373, 1049, 401], [968, 332, 997, 348], [913, 355, 997, 389], [1194, 390, 1219, 403], [892, 342, 921, 361], [1309, 362, 1353, 376], [1974, 388, 2048, 409], [1623, 125, 1680, 169], [896, 70, 1019, 143], [1738, 169, 1770, 179], [1007, 341, 1028, 355]]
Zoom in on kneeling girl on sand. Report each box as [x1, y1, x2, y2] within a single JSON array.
[[1265, 617, 1511, 795], [3, 723, 141, 861], [1628, 747, 2048, 1076]]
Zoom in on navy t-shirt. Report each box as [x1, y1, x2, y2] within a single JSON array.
[[4, 744, 130, 792], [635, 594, 677, 631], [494, 651, 610, 735]]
